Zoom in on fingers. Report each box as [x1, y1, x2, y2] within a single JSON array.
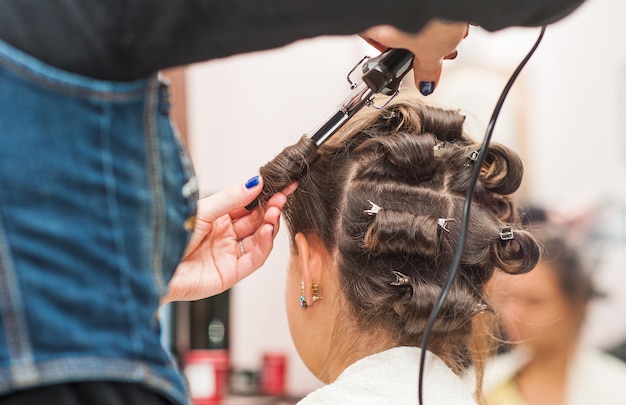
[[280, 181, 299, 197], [359, 36, 388, 53], [233, 182, 299, 281], [230, 180, 298, 220], [361, 20, 469, 97], [237, 206, 279, 255], [411, 20, 468, 96], [232, 201, 281, 243], [231, 223, 275, 283], [187, 178, 297, 291], [414, 60, 443, 97], [197, 176, 265, 223], [362, 25, 442, 94], [444, 50, 459, 60], [361, 24, 410, 49], [230, 181, 297, 238]]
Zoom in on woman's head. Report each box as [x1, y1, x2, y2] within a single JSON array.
[[489, 229, 597, 353], [261, 99, 540, 381]]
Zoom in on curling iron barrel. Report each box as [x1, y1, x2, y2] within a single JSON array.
[[309, 48, 414, 146]]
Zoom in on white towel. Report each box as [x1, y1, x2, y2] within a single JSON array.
[[298, 346, 477, 405]]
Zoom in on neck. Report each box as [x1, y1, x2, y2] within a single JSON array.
[[527, 333, 578, 371], [514, 339, 577, 405], [523, 346, 572, 381], [320, 323, 394, 383]]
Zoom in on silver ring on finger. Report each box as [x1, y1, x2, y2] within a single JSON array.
[[238, 240, 245, 257]]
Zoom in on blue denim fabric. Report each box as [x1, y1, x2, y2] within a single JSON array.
[[0, 39, 197, 405]]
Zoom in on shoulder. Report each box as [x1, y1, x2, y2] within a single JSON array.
[[298, 347, 476, 405], [573, 347, 626, 383], [565, 347, 626, 404]]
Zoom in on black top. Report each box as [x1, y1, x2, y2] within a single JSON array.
[[0, 0, 585, 81]]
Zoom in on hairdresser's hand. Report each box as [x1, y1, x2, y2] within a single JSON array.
[[361, 19, 469, 96], [162, 176, 297, 304]]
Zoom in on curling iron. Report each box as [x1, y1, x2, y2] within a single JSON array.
[[251, 48, 414, 208], [309, 48, 414, 146]]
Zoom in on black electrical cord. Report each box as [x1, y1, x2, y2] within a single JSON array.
[[417, 25, 547, 405]]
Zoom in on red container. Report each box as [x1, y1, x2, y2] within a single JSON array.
[[184, 349, 229, 405], [260, 352, 286, 396]]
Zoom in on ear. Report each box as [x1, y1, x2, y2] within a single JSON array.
[[294, 232, 325, 307]]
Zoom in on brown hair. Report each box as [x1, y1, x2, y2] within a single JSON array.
[[260, 99, 540, 398]]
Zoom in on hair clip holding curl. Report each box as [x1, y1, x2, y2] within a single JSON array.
[[364, 200, 382, 216], [390, 271, 410, 286], [464, 149, 480, 168], [437, 218, 455, 232], [475, 302, 488, 314], [433, 141, 446, 157], [499, 226, 514, 241]]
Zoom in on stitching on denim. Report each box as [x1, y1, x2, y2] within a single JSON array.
[[0, 61, 149, 102], [144, 80, 167, 295], [0, 41, 150, 102], [166, 92, 198, 242], [98, 100, 145, 355], [0, 211, 38, 386]]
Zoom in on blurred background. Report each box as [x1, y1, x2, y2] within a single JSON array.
[[164, 0, 626, 399]]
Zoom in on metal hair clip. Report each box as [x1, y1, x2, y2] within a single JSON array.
[[384, 110, 397, 120], [437, 218, 455, 232], [464, 149, 480, 168], [499, 226, 514, 241], [433, 141, 446, 157], [390, 271, 410, 286], [475, 303, 488, 314], [364, 200, 382, 216]]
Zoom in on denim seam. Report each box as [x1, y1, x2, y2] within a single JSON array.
[[144, 80, 167, 295], [0, 60, 148, 102], [0, 40, 149, 101], [99, 101, 144, 355], [0, 211, 38, 386]]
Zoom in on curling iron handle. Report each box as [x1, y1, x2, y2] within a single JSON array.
[[362, 48, 414, 95]]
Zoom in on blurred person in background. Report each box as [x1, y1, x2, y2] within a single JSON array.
[[476, 216, 626, 405]]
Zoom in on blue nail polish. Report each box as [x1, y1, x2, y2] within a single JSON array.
[[419, 81, 435, 96], [245, 175, 260, 189]]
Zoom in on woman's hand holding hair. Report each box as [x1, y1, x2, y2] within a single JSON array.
[[162, 176, 297, 304], [361, 19, 469, 96]]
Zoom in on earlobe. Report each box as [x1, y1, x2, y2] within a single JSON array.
[[294, 232, 323, 308]]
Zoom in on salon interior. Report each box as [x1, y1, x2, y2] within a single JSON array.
[[161, 0, 626, 403]]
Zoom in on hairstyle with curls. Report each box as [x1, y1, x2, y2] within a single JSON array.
[[259, 99, 541, 400]]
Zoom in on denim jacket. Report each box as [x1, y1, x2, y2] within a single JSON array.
[[0, 39, 197, 404]]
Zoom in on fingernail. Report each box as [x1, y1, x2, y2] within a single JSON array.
[[245, 175, 260, 189], [446, 50, 458, 60], [419, 81, 435, 96], [245, 199, 259, 211]]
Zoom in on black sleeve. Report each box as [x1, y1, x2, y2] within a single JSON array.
[[0, 0, 585, 81]]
